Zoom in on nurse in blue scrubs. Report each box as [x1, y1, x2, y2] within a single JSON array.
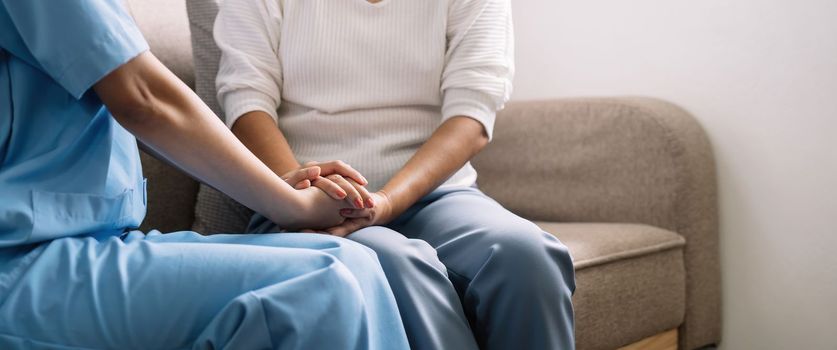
[[0, 1, 409, 349]]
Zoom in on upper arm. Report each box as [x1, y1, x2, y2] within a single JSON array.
[[1, 0, 148, 99], [442, 0, 515, 140], [214, 0, 284, 129]]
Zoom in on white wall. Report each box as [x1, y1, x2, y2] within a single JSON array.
[[509, 1, 837, 349]]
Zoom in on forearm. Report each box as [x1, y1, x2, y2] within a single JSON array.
[[95, 52, 303, 225], [231, 111, 300, 176], [381, 116, 489, 217]]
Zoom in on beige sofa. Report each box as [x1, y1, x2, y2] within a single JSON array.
[[127, 1, 721, 349]]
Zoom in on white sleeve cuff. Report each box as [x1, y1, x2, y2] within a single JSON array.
[[221, 89, 280, 129], [442, 88, 497, 140]]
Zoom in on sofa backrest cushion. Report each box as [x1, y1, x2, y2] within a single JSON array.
[[126, 0, 195, 88], [474, 97, 716, 232]]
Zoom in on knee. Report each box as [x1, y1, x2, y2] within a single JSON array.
[[279, 258, 367, 315], [318, 261, 367, 305], [323, 235, 387, 271], [481, 221, 558, 264], [480, 221, 575, 290], [349, 226, 446, 274], [210, 256, 366, 345]]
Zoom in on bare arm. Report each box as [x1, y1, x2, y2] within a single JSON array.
[[94, 51, 342, 229], [231, 111, 300, 176], [382, 116, 488, 216]]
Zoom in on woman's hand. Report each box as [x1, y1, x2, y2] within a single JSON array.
[[321, 191, 396, 237], [282, 161, 373, 209], [281, 161, 377, 234]]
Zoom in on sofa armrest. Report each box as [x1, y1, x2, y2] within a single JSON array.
[[472, 97, 720, 349]]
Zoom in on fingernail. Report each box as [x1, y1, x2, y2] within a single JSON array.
[[366, 198, 375, 207], [337, 191, 347, 198], [340, 209, 352, 216], [354, 198, 364, 208]]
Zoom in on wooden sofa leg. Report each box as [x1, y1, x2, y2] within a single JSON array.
[[618, 329, 678, 350]]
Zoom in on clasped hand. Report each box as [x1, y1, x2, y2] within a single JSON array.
[[282, 161, 394, 237]]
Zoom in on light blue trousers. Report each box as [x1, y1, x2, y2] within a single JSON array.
[[250, 186, 577, 350], [0, 231, 409, 349]]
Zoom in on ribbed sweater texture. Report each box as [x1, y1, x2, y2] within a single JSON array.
[[215, 0, 514, 191]]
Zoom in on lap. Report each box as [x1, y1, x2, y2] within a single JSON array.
[[0, 231, 360, 349], [147, 230, 380, 266], [388, 187, 569, 280], [246, 214, 444, 274], [390, 187, 543, 246]]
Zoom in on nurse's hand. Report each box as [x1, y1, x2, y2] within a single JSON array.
[[286, 187, 351, 230], [280, 165, 322, 190], [320, 191, 396, 237], [283, 161, 374, 210]]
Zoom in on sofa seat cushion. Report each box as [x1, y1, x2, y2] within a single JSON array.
[[536, 222, 687, 350]]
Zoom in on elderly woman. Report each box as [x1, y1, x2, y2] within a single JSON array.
[[0, 0, 410, 348], [215, 0, 576, 348]]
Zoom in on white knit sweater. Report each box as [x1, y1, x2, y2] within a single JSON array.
[[215, 0, 514, 191]]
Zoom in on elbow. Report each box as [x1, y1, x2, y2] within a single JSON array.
[[441, 115, 491, 155], [462, 119, 490, 155], [112, 102, 173, 141], [465, 116, 491, 153], [94, 52, 181, 133], [474, 130, 490, 153], [106, 78, 185, 137], [110, 87, 159, 129]]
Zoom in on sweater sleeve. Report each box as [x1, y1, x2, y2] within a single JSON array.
[[214, 0, 283, 129], [442, 0, 515, 140]]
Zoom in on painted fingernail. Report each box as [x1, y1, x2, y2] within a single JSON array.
[[366, 198, 375, 207], [337, 191, 347, 198], [354, 198, 364, 208]]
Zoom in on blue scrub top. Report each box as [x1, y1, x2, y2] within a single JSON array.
[[0, 0, 150, 248]]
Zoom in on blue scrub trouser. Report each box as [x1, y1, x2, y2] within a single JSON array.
[[250, 186, 577, 350], [0, 231, 409, 349]]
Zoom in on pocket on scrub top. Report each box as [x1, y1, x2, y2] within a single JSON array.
[[30, 189, 135, 241]]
